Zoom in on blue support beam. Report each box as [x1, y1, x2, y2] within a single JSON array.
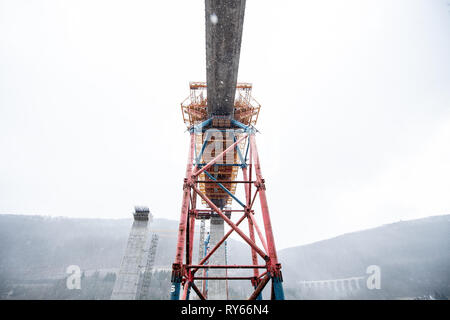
[[195, 131, 211, 164], [231, 119, 255, 133], [232, 132, 247, 168], [204, 171, 246, 208], [190, 118, 212, 133], [244, 135, 250, 163], [170, 281, 181, 300], [272, 277, 285, 300], [197, 163, 244, 167]]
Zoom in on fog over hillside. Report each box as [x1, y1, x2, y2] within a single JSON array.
[[280, 215, 450, 299], [0, 214, 448, 299]]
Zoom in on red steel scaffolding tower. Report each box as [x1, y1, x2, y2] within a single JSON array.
[[170, 82, 285, 300]]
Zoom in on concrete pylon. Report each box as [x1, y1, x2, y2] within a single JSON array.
[[207, 215, 227, 300], [195, 218, 206, 299], [111, 207, 151, 300], [205, 0, 246, 117]]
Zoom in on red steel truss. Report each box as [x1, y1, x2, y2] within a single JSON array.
[[170, 114, 285, 300]]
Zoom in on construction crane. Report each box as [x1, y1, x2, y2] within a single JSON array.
[[170, 0, 285, 300]]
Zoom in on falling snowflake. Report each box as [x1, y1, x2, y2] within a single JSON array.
[[210, 13, 218, 25]]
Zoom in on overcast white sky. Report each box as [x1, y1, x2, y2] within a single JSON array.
[[1, 0, 450, 249]]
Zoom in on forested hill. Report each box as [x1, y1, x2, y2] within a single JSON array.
[[0, 214, 448, 299]]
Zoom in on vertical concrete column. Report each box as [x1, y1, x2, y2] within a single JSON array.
[[207, 215, 227, 299], [193, 218, 206, 299], [205, 0, 246, 117], [111, 207, 151, 300]]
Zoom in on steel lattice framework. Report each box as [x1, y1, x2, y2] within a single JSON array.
[[170, 88, 285, 299]]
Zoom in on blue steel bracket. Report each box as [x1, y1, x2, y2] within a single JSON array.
[[189, 118, 212, 133], [170, 263, 183, 300], [195, 131, 211, 164], [244, 135, 250, 163], [190, 119, 256, 134], [231, 132, 247, 168], [204, 170, 246, 208], [197, 163, 243, 167], [230, 119, 258, 134], [170, 280, 181, 300], [272, 276, 285, 300]]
